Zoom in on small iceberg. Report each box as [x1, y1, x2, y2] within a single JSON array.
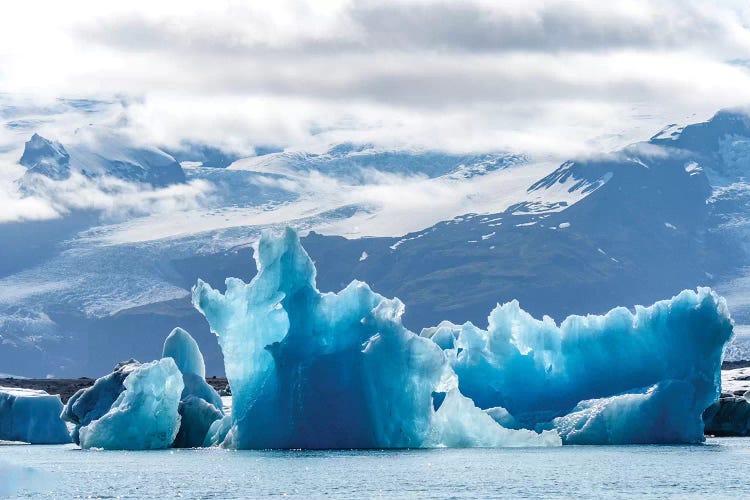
[[0, 387, 70, 444], [61, 328, 224, 450], [76, 359, 183, 450]]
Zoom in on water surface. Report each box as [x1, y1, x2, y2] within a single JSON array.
[[2, 438, 749, 498]]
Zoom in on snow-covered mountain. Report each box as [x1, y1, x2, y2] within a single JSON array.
[[1, 104, 750, 377], [19, 130, 186, 188]]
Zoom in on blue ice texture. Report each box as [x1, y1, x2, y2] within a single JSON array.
[[424, 288, 733, 444], [73, 358, 183, 450], [162, 327, 224, 447], [194, 228, 733, 448], [0, 387, 70, 444], [62, 359, 141, 444]]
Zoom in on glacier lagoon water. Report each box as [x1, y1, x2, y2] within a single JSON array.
[[2, 439, 750, 498]]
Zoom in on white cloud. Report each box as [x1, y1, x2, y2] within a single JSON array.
[[0, 1, 749, 159], [0, 170, 213, 224]]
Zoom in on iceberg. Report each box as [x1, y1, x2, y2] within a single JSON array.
[[162, 327, 224, 448], [62, 359, 140, 445], [71, 359, 183, 450], [422, 289, 733, 444], [194, 227, 559, 449], [194, 227, 733, 447], [0, 387, 70, 444]]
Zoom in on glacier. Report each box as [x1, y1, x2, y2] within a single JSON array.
[[71, 359, 183, 450], [194, 227, 733, 448], [0, 387, 70, 444], [162, 327, 224, 448], [194, 227, 559, 449]]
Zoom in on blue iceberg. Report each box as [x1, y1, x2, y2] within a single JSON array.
[[162, 327, 224, 448], [62, 359, 141, 445], [74, 359, 183, 450], [422, 289, 733, 444], [0, 387, 70, 444], [194, 228, 559, 449], [194, 228, 733, 447]]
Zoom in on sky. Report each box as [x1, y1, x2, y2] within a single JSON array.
[[1, 0, 750, 225], [1, 0, 749, 159]]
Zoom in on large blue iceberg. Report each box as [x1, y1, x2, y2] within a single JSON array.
[[163, 327, 224, 448], [0, 387, 70, 444], [194, 228, 733, 448], [194, 228, 559, 449], [424, 289, 733, 444]]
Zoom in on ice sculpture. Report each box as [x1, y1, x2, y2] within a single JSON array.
[[73, 359, 183, 450], [194, 227, 559, 449], [0, 387, 70, 444], [422, 289, 733, 444], [162, 327, 223, 447]]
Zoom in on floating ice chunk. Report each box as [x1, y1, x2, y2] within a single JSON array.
[[426, 288, 732, 444], [558, 222, 570, 229], [0, 387, 70, 444], [359, 251, 368, 261], [62, 359, 140, 445], [193, 227, 556, 449], [77, 359, 183, 450], [162, 327, 223, 447]]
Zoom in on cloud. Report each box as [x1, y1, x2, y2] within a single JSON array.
[[0, 170, 213, 223], [0, 1, 749, 159]]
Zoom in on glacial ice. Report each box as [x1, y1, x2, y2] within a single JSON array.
[[194, 227, 733, 447], [74, 359, 183, 450], [162, 327, 224, 448], [62, 359, 141, 444], [552, 381, 705, 444], [422, 288, 733, 444], [163, 327, 207, 379], [194, 227, 559, 449], [0, 387, 70, 444]]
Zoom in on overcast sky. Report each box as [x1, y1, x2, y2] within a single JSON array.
[[1, 0, 750, 157]]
